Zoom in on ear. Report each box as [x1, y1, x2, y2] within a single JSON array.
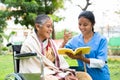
[[35, 23, 40, 31]]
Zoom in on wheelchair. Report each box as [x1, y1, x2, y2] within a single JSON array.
[[5, 43, 44, 80]]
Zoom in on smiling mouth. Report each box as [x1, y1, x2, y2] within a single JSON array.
[[47, 32, 51, 34], [81, 30, 86, 32]]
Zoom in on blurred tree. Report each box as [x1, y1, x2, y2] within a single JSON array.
[[1, 0, 65, 39], [0, 4, 8, 48], [0, 31, 16, 42], [76, 0, 92, 11], [0, 10, 7, 33]]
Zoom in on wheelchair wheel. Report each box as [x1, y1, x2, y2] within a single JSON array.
[[5, 73, 22, 80]]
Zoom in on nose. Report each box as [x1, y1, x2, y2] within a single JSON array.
[[79, 25, 84, 29], [50, 27, 53, 32]]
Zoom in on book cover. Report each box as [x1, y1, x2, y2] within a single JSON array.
[[58, 47, 90, 55]]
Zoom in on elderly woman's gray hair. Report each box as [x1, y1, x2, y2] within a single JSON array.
[[35, 14, 50, 26], [34, 14, 51, 32]]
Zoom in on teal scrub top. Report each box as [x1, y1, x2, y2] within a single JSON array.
[[65, 32, 110, 80]]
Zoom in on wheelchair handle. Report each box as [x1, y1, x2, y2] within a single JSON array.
[[14, 52, 37, 58], [6, 43, 12, 47]]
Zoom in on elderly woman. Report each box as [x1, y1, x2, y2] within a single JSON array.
[[19, 14, 78, 80]]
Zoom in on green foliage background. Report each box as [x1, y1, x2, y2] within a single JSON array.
[[55, 29, 79, 39]]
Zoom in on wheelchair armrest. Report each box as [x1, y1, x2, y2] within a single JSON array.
[[6, 42, 12, 47], [14, 52, 37, 59]]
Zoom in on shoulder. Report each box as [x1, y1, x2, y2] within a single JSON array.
[[22, 32, 39, 47], [94, 32, 107, 40], [94, 32, 107, 43], [49, 39, 59, 49], [49, 39, 56, 45], [71, 34, 82, 41], [65, 34, 82, 48]]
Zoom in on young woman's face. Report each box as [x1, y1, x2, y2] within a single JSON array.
[[78, 17, 93, 35], [37, 19, 53, 41]]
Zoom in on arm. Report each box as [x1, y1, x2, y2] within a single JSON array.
[[66, 52, 90, 64], [88, 38, 108, 68], [66, 52, 105, 68], [65, 36, 107, 68]]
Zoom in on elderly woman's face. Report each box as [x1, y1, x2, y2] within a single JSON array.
[[37, 19, 53, 40]]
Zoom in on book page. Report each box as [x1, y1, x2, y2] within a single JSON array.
[[75, 47, 90, 55], [58, 47, 90, 55], [58, 48, 73, 55]]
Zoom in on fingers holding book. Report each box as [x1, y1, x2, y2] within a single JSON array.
[[65, 51, 83, 59]]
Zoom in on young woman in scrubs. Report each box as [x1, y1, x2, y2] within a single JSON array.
[[64, 11, 110, 80]]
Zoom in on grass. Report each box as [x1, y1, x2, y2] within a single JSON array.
[[108, 59, 120, 80], [0, 54, 120, 80], [0, 54, 14, 80]]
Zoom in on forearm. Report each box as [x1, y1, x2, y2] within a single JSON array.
[[80, 57, 90, 64], [80, 57, 106, 69], [89, 58, 105, 68]]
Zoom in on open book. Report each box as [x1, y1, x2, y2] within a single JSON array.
[[58, 47, 90, 55]]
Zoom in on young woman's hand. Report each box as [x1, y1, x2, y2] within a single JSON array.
[[60, 29, 72, 48], [63, 29, 72, 43], [65, 51, 84, 60]]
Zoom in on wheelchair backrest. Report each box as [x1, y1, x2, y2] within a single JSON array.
[[12, 45, 22, 73]]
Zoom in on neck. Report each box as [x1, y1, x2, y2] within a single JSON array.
[[36, 32, 46, 42], [84, 32, 94, 38], [83, 32, 94, 43]]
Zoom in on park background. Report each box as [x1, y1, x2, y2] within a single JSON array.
[[0, 0, 120, 80]]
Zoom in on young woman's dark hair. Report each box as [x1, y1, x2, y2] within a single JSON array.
[[78, 11, 95, 32]]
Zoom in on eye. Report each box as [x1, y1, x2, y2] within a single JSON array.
[[46, 24, 53, 29], [79, 23, 81, 26], [47, 25, 50, 28], [83, 24, 88, 27], [47, 25, 51, 28], [79, 23, 88, 27]]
